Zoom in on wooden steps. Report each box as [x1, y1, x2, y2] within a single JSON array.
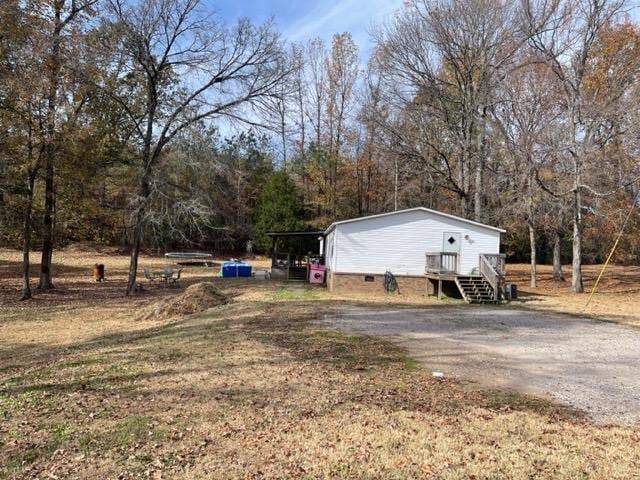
[[425, 253, 506, 304], [455, 276, 499, 304]]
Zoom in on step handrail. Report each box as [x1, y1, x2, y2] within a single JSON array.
[[479, 254, 504, 301], [481, 253, 506, 276]]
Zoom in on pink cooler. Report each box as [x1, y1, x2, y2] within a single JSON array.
[[309, 264, 326, 284]]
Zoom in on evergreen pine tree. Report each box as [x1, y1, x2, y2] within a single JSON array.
[[253, 171, 305, 251]]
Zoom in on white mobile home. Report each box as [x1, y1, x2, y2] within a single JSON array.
[[323, 207, 506, 302]]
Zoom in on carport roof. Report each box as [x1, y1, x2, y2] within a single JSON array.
[[266, 231, 325, 237]]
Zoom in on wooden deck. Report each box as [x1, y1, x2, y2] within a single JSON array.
[[425, 252, 506, 303], [425, 272, 459, 281]]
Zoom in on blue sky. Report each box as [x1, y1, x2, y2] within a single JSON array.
[[210, 1, 640, 60], [209, 0, 404, 58]]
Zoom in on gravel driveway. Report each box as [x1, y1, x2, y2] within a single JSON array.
[[321, 305, 640, 425]]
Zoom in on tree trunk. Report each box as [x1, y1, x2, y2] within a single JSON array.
[[365, 163, 372, 214], [461, 151, 472, 218], [474, 157, 484, 223], [566, 98, 584, 293], [297, 86, 305, 168], [315, 96, 321, 145], [393, 157, 399, 210], [297, 80, 305, 156], [528, 223, 537, 288], [572, 186, 583, 292], [126, 210, 144, 295], [280, 107, 287, 169], [552, 231, 565, 282], [38, 156, 55, 289], [570, 143, 583, 291], [39, 7, 63, 290], [356, 155, 363, 216], [126, 175, 150, 295], [127, 72, 157, 295], [474, 105, 488, 223], [332, 154, 338, 215], [20, 174, 37, 300], [525, 167, 537, 289]]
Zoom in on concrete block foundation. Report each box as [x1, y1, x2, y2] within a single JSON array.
[[326, 270, 428, 296]]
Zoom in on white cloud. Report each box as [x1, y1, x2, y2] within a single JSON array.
[[283, 0, 402, 54]]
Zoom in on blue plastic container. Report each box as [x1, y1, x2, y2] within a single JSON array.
[[221, 261, 252, 278]]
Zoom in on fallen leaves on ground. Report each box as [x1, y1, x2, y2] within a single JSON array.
[[1, 250, 640, 479]]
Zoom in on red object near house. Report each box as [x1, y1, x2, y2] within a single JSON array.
[[309, 263, 326, 284]]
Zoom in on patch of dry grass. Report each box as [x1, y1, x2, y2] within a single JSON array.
[[2, 298, 640, 479], [0, 248, 273, 354], [1, 250, 640, 478]]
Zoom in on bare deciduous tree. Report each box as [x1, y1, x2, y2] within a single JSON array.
[[493, 60, 562, 288], [305, 38, 328, 147], [98, 0, 289, 294], [325, 33, 359, 213], [375, 0, 523, 221], [523, 0, 627, 292]]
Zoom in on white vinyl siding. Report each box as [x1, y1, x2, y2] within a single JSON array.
[[324, 230, 337, 270], [331, 209, 500, 276]]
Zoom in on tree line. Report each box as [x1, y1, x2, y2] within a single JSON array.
[[1, 0, 639, 299]]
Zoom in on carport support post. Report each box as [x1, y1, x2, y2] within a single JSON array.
[[438, 279, 442, 300], [271, 236, 277, 267]]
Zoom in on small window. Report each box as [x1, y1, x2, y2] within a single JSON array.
[[364, 275, 375, 282]]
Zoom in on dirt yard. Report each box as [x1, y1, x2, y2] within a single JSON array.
[[1, 249, 640, 479]]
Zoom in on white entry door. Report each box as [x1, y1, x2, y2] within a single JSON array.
[[442, 232, 461, 254]]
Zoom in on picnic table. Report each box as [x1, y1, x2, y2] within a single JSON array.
[[144, 267, 181, 287]]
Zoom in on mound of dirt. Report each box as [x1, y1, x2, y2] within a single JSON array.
[[137, 282, 229, 321]]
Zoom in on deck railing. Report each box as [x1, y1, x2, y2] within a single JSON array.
[[480, 253, 506, 276], [425, 252, 459, 274], [479, 253, 506, 301]]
